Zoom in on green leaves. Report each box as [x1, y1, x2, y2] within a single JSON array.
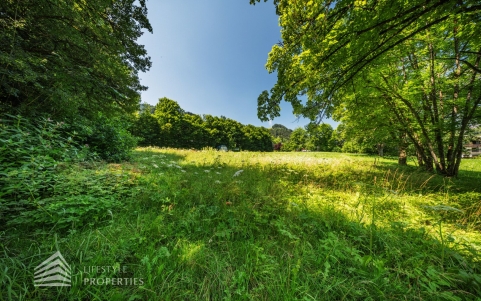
[[0, 0, 152, 118], [132, 98, 274, 151], [257, 0, 481, 175]]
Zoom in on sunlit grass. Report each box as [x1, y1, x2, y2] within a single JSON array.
[[2, 148, 481, 300]]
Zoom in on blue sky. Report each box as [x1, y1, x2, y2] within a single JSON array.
[[137, 1, 338, 130]]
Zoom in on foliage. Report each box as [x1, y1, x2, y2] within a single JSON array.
[[132, 98, 274, 151], [0, 114, 91, 225], [255, 0, 481, 176], [63, 115, 138, 162], [269, 123, 292, 141], [84, 116, 138, 162], [284, 127, 307, 151], [305, 123, 334, 151], [130, 110, 161, 147], [7, 165, 131, 231], [255, 0, 480, 122], [0, 0, 152, 119]]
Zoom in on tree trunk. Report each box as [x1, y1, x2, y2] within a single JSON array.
[[398, 133, 407, 165], [398, 148, 407, 165], [415, 150, 423, 166], [423, 156, 434, 172], [377, 143, 384, 157]]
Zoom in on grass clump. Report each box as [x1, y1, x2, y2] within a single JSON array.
[[1, 148, 481, 300]]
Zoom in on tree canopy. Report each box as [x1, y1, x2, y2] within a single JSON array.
[[132, 98, 274, 152], [254, 0, 481, 176], [0, 0, 152, 118]]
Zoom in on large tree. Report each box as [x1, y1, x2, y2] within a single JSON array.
[[0, 0, 152, 118], [253, 0, 481, 176]]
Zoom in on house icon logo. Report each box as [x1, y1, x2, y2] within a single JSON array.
[[34, 251, 71, 287]]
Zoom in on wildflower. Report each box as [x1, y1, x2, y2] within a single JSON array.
[[204, 170, 210, 173], [214, 180, 221, 184], [152, 164, 158, 168], [232, 170, 243, 177], [216, 172, 221, 175], [181, 170, 186, 173]]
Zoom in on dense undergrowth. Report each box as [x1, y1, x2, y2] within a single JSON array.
[[1, 146, 481, 300]]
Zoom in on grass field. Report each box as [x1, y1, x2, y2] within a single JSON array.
[[2, 148, 481, 300]]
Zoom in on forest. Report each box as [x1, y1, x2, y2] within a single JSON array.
[[1, 0, 481, 300]]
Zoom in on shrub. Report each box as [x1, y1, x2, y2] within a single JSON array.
[[63, 115, 139, 162], [0, 114, 89, 225]]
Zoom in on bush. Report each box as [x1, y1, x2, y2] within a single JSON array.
[[0, 114, 135, 231], [0, 114, 89, 225], [63, 115, 138, 162], [7, 166, 131, 231]]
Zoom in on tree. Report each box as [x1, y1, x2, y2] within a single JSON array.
[[154, 97, 184, 147], [242, 125, 273, 151], [1, 0, 152, 118], [306, 123, 333, 151], [351, 24, 481, 174], [253, 0, 480, 123], [254, 0, 481, 176], [131, 110, 161, 146], [286, 127, 308, 151], [332, 93, 408, 162]]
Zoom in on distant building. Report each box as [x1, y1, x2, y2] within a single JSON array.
[[464, 137, 481, 157]]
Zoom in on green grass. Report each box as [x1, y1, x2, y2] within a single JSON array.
[[1, 148, 481, 300]]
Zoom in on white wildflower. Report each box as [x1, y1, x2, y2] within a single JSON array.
[[204, 170, 210, 173], [216, 172, 221, 175], [233, 170, 244, 177], [214, 180, 221, 184], [152, 164, 158, 168], [181, 170, 186, 173]]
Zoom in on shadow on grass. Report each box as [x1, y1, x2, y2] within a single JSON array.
[[2, 149, 481, 300]]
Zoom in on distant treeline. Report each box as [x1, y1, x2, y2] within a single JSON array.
[[131, 98, 273, 151]]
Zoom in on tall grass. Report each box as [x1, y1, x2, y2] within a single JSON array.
[[1, 148, 480, 300]]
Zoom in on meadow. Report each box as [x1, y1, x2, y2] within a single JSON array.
[[2, 148, 481, 300]]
